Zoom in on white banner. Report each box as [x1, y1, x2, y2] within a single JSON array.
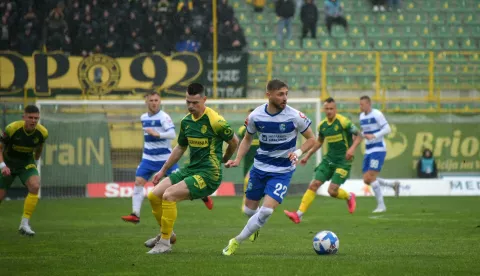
[[442, 177, 480, 196], [316, 179, 461, 197]]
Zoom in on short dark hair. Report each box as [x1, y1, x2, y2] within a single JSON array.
[[248, 108, 254, 112], [187, 83, 205, 96], [324, 97, 335, 103], [360, 95, 371, 102], [145, 91, 160, 98], [24, 105, 39, 114], [266, 79, 288, 91]]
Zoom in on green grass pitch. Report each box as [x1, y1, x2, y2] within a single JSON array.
[[1, 196, 480, 275]]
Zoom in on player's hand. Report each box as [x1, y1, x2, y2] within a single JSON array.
[[346, 148, 355, 161], [152, 171, 165, 184], [288, 152, 299, 165], [1, 166, 11, 176], [300, 156, 309, 166], [145, 128, 158, 137], [364, 134, 375, 140], [225, 159, 240, 168]]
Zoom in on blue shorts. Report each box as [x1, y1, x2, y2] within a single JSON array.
[[362, 152, 386, 173], [245, 167, 295, 204], [135, 159, 179, 181]]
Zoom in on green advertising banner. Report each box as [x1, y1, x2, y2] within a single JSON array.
[[41, 113, 113, 187], [348, 114, 480, 178]]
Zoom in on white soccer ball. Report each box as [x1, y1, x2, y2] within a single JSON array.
[[312, 230, 339, 255]]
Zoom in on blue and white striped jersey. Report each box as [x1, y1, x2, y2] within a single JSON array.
[[246, 104, 312, 173], [359, 109, 389, 154], [140, 111, 175, 162]]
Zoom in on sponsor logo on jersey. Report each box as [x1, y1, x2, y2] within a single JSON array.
[[325, 134, 343, 143], [187, 137, 209, 148]]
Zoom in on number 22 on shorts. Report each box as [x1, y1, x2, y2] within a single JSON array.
[[273, 183, 287, 199]]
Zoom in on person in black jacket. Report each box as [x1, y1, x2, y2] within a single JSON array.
[[275, 0, 295, 44], [417, 149, 438, 179], [301, 0, 318, 39]]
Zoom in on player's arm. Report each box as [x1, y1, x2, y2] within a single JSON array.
[[289, 126, 316, 163], [222, 134, 239, 163], [346, 124, 363, 160], [153, 144, 188, 184], [302, 135, 324, 162], [34, 143, 44, 164], [365, 112, 391, 140], [145, 128, 176, 139], [230, 131, 253, 165], [0, 130, 11, 175]]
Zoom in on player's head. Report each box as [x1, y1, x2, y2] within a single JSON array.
[[186, 82, 207, 115], [266, 79, 288, 111], [323, 97, 337, 120], [145, 91, 161, 114], [359, 95, 371, 113], [23, 105, 40, 131], [248, 108, 254, 114]]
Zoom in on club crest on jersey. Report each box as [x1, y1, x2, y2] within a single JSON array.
[[334, 125, 339, 131], [279, 123, 286, 132], [201, 125, 208, 134], [33, 137, 39, 144]]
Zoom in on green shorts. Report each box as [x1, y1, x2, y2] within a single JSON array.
[[169, 168, 221, 199], [0, 163, 39, 190], [314, 160, 351, 185]]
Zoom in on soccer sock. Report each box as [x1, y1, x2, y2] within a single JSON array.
[[243, 205, 257, 218], [297, 189, 316, 217], [371, 180, 385, 208], [335, 188, 350, 200], [377, 178, 394, 188], [236, 206, 273, 243], [22, 193, 39, 222], [161, 200, 177, 243], [147, 191, 163, 226], [132, 185, 144, 217]]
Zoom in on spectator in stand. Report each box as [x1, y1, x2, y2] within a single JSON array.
[[75, 27, 98, 57], [0, 15, 11, 50], [417, 149, 438, 179], [201, 24, 228, 52], [218, 0, 234, 23], [46, 9, 68, 37], [324, 0, 348, 37], [275, 0, 295, 44], [151, 26, 171, 56], [388, 0, 401, 12], [191, 2, 210, 39], [177, 0, 193, 12], [123, 30, 145, 56], [103, 24, 122, 57], [253, 0, 266, 12], [301, 0, 318, 39], [17, 26, 38, 55], [20, 5, 39, 35], [372, 0, 386, 12], [228, 22, 246, 51]]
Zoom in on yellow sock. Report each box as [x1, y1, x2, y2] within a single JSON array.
[[23, 193, 39, 219], [336, 188, 350, 200], [147, 192, 163, 226], [299, 189, 316, 213], [242, 175, 249, 211], [161, 200, 177, 240]]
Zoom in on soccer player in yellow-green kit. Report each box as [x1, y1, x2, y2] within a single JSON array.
[[144, 83, 239, 254], [284, 97, 362, 223], [0, 105, 48, 236]]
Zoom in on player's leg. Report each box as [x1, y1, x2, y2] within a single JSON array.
[[284, 162, 332, 224], [328, 166, 356, 214], [121, 176, 148, 224], [241, 168, 263, 241], [19, 168, 40, 236], [0, 173, 15, 204], [223, 170, 292, 256], [148, 172, 216, 254], [377, 177, 401, 197], [363, 152, 388, 212]]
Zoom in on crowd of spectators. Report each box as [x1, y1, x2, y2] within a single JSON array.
[[0, 0, 247, 56]]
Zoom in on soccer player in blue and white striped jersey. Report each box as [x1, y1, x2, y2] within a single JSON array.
[[121, 92, 212, 224], [359, 96, 400, 213], [222, 79, 316, 256]]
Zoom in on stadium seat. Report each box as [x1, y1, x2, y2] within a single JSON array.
[[285, 39, 301, 50], [303, 39, 319, 50]]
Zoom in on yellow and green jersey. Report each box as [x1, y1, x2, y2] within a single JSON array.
[[318, 114, 359, 164], [1, 121, 48, 169], [177, 107, 234, 179]]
